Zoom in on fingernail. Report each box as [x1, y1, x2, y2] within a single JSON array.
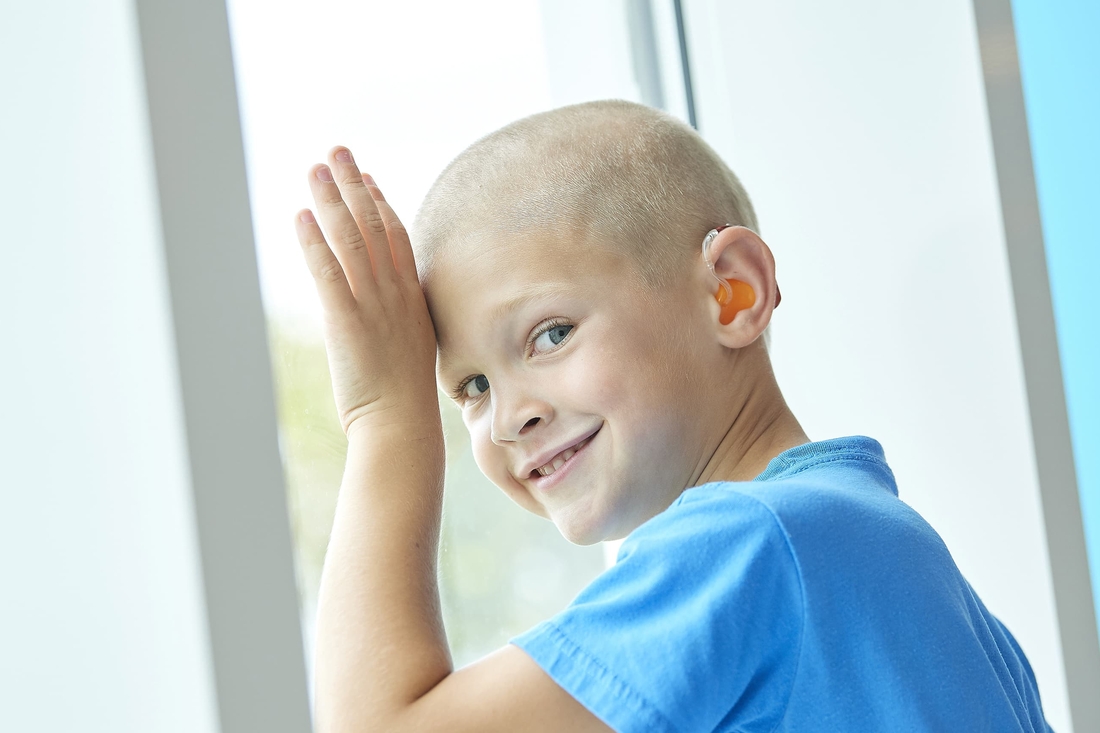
[[316, 165, 333, 182], [363, 173, 376, 186], [299, 210, 315, 224], [336, 149, 353, 164]]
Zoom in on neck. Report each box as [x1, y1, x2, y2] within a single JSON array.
[[693, 347, 809, 486]]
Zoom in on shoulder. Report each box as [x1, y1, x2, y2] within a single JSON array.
[[583, 483, 806, 635], [614, 484, 807, 628], [670, 441, 931, 570], [632, 467, 867, 569], [624, 480, 796, 562], [514, 486, 806, 733]]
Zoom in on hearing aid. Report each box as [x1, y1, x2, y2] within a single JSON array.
[[702, 225, 756, 325]]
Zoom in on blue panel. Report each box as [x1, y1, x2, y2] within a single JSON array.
[[1011, 0, 1100, 631]]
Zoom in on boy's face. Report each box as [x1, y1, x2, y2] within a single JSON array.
[[428, 228, 719, 544]]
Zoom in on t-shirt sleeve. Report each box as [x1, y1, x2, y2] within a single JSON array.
[[511, 488, 804, 733]]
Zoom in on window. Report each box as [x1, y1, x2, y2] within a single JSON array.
[[226, 0, 682, 671]]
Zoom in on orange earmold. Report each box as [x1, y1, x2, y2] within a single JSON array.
[[715, 279, 756, 325]]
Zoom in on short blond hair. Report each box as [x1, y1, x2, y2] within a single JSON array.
[[412, 99, 758, 287]]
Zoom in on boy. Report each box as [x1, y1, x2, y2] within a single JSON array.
[[293, 100, 1051, 731]]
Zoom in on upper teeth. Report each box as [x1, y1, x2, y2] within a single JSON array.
[[535, 436, 590, 477]]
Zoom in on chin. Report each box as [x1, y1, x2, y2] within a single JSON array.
[[556, 524, 605, 546], [551, 507, 613, 546]]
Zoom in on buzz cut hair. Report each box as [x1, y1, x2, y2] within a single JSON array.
[[412, 99, 759, 288]]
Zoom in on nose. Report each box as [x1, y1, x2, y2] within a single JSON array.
[[490, 384, 552, 445]]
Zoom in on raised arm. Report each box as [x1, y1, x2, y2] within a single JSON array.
[[294, 147, 610, 733]]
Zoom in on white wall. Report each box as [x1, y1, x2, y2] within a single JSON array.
[[684, 0, 1070, 729], [0, 1, 219, 730], [0, 1, 310, 731]]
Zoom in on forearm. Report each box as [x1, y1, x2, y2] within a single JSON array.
[[313, 412, 450, 732]]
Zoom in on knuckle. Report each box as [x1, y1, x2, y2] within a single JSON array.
[[338, 222, 367, 251], [340, 168, 364, 186], [317, 258, 345, 284], [375, 201, 405, 231], [362, 209, 387, 235], [320, 187, 345, 206]]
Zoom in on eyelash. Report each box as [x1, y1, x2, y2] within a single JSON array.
[[526, 317, 573, 356], [450, 318, 575, 403], [449, 377, 479, 404]]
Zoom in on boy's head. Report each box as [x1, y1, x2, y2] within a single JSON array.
[[413, 100, 758, 287], [414, 100, 783, 545]]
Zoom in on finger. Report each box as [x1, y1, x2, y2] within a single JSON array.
[[308, 163, 377, 299], [362, 172, 384, 201], [294, 209, 357, 316], [327, 147, 399, 286], [368, 182, 419, 282]]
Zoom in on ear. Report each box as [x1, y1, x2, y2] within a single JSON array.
[[700, 226, 780, 349]]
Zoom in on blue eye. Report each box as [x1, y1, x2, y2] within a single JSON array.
[[533, 323, 573, 352], [464, 374, 489, 398]]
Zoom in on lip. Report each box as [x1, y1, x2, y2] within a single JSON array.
[[518, 425, 602, 491]]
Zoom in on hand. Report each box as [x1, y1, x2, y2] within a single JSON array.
[[294, 147, 439, 438]]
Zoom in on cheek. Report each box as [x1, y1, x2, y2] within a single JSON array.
[[466, 413, 549, 517], [466, 414, 507, 484], [568, 320, 683, 415], [572, 315, 703, 472], [561, 334, 636, 406]]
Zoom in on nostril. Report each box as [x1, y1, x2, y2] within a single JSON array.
[[523, 417, 540, 430]]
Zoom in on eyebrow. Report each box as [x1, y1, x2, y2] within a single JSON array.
[[436, 282, 574, 375], [487, 283, 569, 322]]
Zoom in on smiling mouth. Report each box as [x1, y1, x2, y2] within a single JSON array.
[[530, 431, 598, 479]]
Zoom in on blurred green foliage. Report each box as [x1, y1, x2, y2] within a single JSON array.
[[267, 320, 606, 668]]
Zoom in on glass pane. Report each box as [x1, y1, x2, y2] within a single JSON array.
[[1012, 0, 1100, 636], [226, 0, 650, 672]]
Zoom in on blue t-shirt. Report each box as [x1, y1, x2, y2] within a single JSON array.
[[511, 436, 1051, 732]]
